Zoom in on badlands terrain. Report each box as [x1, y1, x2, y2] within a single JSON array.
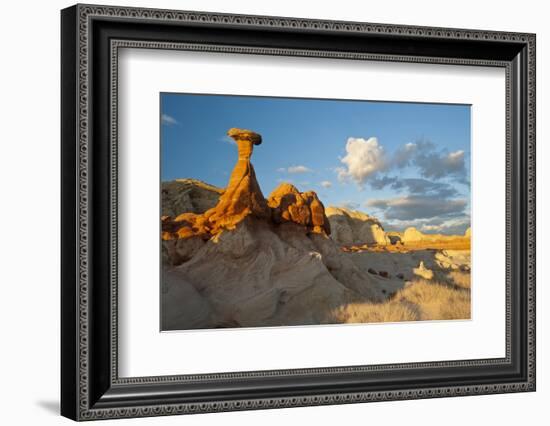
[[161, 128, 471, 330]]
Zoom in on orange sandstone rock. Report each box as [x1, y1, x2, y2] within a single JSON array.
[[203, 128, 270, 234], [303, 191, 331, 234], [162, 128, 331, 244], [163, 128, 270, 240], [267, 183, 330, 235]]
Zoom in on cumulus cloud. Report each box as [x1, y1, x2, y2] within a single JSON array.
[[161, 114, 178, 126], [289, 165, 312, 174], [371, 177, 459, 198], [385, 139, 469, 180], [332, 136, 469, 228], [369, 176, 398, 190], [336, 137, 468, 187], [412, 141, 466, 180], [383, 216, 470, 235], [394, 178, 457, 196], [392, 142, 418, 168], [320, 181, 332, 188], [366, 195, 467, 221], [279, 165, 313, 174], [276, 177, 293, 183], [338, 137, 386, 185], [420, 217, 471, 235]]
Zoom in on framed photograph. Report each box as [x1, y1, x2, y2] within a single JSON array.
[[61, 4, 536, 421]]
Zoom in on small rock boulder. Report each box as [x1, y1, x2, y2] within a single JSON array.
[[267, 183, 331, 234], [413, 261, 434, 280]]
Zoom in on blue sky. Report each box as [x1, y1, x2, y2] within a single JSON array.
[[161, 93, 471, 235]]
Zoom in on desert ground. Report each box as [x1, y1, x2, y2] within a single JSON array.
[[160, 128, 470, 330]]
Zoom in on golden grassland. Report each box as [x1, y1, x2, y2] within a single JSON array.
[[332, 271, 471, 323], [342, 238, 470, 253]]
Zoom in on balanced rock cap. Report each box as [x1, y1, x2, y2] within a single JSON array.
[[227, 128, 262, 145]]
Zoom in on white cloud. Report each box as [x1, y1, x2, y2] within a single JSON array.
[[320, 181, 332, 188], [161, 114, 178, 126], [335, 167, 347, 182], [382, 216, 470, 235], [420, 217, 471, 235], [277, 166, 313, 174], [336, 138, 468, 189], [338, 137, 386, 185], [448, 150, 464, 162], [287, 165, 313, 174]]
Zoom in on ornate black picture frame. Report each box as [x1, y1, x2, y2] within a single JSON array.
[[61, 4, 536, 421]]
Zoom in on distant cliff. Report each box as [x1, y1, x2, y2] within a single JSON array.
[[325, 206, 389, 245], [325, 206, 470, 248], [161, 178, 222, 217]]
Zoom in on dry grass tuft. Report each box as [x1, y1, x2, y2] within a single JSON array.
[[396, 279, 470, 320], [401, 238, 470, 251], [332, 278, 470, 324], [335, 301, 420, 323], [447, 271, 471, 289]]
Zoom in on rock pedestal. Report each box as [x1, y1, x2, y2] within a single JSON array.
[[162, 128, 331, 242], [204, 128, 270, 232]]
